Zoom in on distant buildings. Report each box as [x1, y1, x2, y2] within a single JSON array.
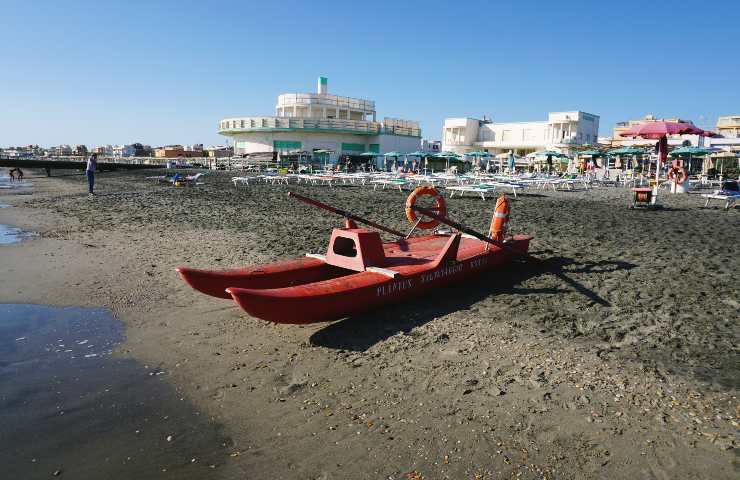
[[49, 145, 73, 156], [442, 111, 600, 156], [611, 114, 698, 145], [73, 145, 88, 156], [219, 76, 422, 163], [204, 145, 233, 158], [716, 115, 740, 138], [1, 145, 39, 158], [154, 145, 201, 158], [113, 144, 136, 157], [421, 139, 441, 153]]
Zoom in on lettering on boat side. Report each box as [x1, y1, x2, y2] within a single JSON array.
[[420, 262, 465, 284], [376, 279, 413, 297], [469, 256, 487, 269]]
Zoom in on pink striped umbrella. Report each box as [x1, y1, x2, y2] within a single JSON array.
[[619, 121, 709, 139]]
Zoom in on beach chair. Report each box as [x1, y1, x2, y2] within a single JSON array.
[[232, 176, 250, 187], [480, 181, 526, 198], [446, 184, 497, 200], [370, 179, 409, 191], [701, 181, 740, 209], [183, 172, 205, 186]]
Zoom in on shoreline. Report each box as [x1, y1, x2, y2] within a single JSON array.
[[1, 170, 737, 479]]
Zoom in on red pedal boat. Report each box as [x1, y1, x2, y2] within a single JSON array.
[[177, 190, 532, 324]]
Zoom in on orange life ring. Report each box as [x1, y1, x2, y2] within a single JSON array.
[[490, 194, 511, 242], [405, 186, 447, 230], [667, 166, 688, 185]]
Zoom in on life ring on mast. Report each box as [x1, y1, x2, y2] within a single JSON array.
[[405, 186, 447, 230], [667, 166, 688, 185]]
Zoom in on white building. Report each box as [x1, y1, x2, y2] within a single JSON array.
[[421, 139, 442, 153], [112, 144, 136, 157], [219, 77, 421, 163], [442, 111, 600, 157]]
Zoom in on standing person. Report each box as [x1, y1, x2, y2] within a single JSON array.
[[86, 153, 98, 196], [16, 168, 23, 182], [8, 168, 16, 182], [546, 154, 553, 174]]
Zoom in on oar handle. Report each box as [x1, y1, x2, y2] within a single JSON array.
[[411, 205, 540, 263]]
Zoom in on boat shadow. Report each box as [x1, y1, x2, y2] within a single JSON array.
[[309, 255, 637, 352]]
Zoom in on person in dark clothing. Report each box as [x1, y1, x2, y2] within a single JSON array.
[[86, 153, 98, 195]]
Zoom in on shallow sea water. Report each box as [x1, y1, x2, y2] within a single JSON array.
[[0, 223, 31, 245], [0, 304, 229, 479]]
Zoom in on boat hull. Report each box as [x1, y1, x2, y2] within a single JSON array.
[[227, 236, 531, 324], [176, 257, 346, 299]]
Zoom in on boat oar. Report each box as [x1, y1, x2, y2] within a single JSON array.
[[411, 205, 539, 262], [411, 205, 611, 307], [288, 191, 406, 238]]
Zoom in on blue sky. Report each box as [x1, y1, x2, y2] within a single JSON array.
[[1, 0, 738, 147]]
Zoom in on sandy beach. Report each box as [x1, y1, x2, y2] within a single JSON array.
[[1, 168, 738, 479]]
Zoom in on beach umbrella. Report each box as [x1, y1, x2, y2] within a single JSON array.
[[669, 146, 716, 173], [608, 147, 646, 170], [618, 122, 708, 139], [463, 151, 492, 157], [617, 122, 714, 192], [668, 146, 715, 157], [463, 151, 490, 170], [405, 151, 429, 157], [433, 151, 461, 158], [383, 151, 402, 171], [609, 147, 646, 155], [313, 149, 334, 170], [709, 150, 739, 177], [433, 151, 462, 171], [532, 150, 567, 158], [578, 149, 606, 156]]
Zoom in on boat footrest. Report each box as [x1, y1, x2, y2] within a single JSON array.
[[366, 266, 399, 278]]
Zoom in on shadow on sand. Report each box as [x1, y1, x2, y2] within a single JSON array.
[[309, 256, 637, 352]]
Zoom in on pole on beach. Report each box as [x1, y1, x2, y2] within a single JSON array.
[[288, 191, 406, 238], [411, 205, 611, 306]]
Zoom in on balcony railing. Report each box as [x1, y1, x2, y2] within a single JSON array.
[[219, 117, 421, 137], [717, 118, 740, 127], [277, 93, 375, 113], [219, 117, 381, 135]]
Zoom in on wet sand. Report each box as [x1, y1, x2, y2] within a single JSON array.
[[0, 169, 738, 479], [0, 304, 230, 480]]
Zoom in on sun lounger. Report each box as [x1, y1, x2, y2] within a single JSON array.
[[479, 181, 527, 198], [370, 179, 409, 191], [701, 192, 740, 209], [259, 174, 289, 185], [446, 184, 497, 200], [232, 176, 250, 187], [183, 173, 205, 185]]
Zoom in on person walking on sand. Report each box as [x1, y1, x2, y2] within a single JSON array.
[[86, 153, 98, 196], [15, 168, 23, 182], [8, 168, 16, 182]]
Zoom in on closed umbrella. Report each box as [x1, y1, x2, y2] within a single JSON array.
[[383, 151, 402, 171], [609, 147, 646, 170], [507, 151, 515, 172], [434, 151, 462, 172]]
